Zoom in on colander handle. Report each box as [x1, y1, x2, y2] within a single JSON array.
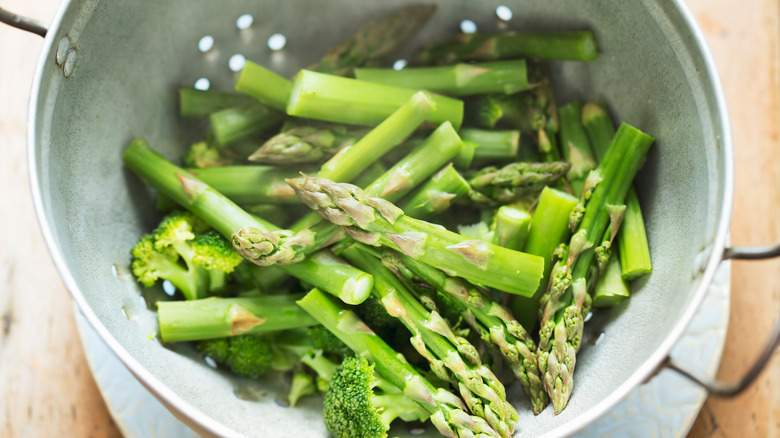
[[0, 8, 48, 38], [663, 243, 780, 396]]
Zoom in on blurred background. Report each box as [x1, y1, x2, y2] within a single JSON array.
[[0, 0, 777, 436]]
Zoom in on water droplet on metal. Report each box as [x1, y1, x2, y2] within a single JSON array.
[[204, 356, 218, 368], [409, 427, 427, 435], [110, 264, 119, 278], [594, 332, 606, 345], [234, 385, 267, 401], [393, 59, 407, 70], [194, 77, 210, 91], [460, 19, 477, 34], [267, 33, 286, 51], [122, 305, 134, 321], [584, 311, 593, 322], [496, 5, 513, 21], [63, 48, 77, 77], [236, 14, 254, 30], [198, 35, 215, 52], [162, 280, 177, 296], [229, 54, 246, 72], [56, 36, 70, 65]]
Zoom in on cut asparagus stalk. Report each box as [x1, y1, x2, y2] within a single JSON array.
[[493, 206, 531, 250], [235, 61, 292, 111], [592, 248, 631, 307], [157, 294, 316, 342], [582, 103, 652, 280], [354, 60, 529, 96], [287, 70, 464, 128], [398, 164, 471, 220], [248, 124, 367, 164], [286, 174, 544, 296], [123, 139, 374, 305], [341, 243, 518, 437], [413, 30, 599, 65], [209, 102, 285, 146], [383, 250, 548, 414], [238, 122, 465, 265], [460, 129, 520, 161], [179, 87, 252, 118], [186, 165, 314, 205], [467, 161, 570, 206], [453, 139, 478, 169], [308, 4, 437, 77], [559, 102, 597, 194], [537, 123, 654, 414], [510, 187, 579, 332], [297, 288, 503, 438], [618, 188, 652, 279]]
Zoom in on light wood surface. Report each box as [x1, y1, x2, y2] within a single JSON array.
[[0, 1, 777, 437]]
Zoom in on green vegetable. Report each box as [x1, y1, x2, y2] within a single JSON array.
[[235, 60, 292, 111], [414, 30, 599, 65], [460, 128, 520, 161], [397, 164, 471, 220], [248, 124, 367, 164], [354, 60, 529, 96], [183, 141, 233, 169], [559, 102, 597, 194], [209, 101, 285, 146], [179, 87, 252, 118], [592, 248, 631, 307], [298, 288, 503, 438], [186, 165, 311, 205], [197, 335, 273, 378], [287, 70, 464, 128], [493, 206, 531, 250], [287, 174, 544, 296], [466, 161, 570, 207]]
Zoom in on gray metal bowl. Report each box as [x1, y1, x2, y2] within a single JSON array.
[[22, 0, 737, 436]]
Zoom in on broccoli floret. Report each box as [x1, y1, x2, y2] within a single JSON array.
[[324, 356, 426, 438], [309, 326, 352, 358], [130, 211, 242, 300], [288, 371, 317, 407], [197, 335, 272, 378], [183, 141, 234, 168], [354, 298, 398, 336]]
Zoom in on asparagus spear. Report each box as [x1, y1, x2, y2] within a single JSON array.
[[186, 165, 313, 205], [123, 138, 374, 305], [466, 161, 571, 206], [178, 88, 252, 117], [298, 288, 503, 438], [209, 102, 285, 146], [156, 294, 317, 342], [413, 30, 599, 65], [341, 244, 518, 437], [381, 250, 548, 414], [235, 122, 465, 265], [248, 124, 367, 164], [537, 123, 654, 413], [493, 206, 531, 250], [592, 248, 631, 307], [510, 187, 579, 332], [559, 102, 597, 194], [453, 139, 478, 169], [398, 164, 471, 220], [287, 70, 464, 128], [308, 4, 437, 77], [286, 174, 544, 296], [582, 102, 652, 280], [460, 129, 520, 161], [354, 60, 530, 96], [235, 60, 292, 111]]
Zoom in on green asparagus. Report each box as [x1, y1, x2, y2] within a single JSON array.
[[559, 102, 597, 194], [209, 101, 285, 146], [460, 129, 520, 161], [467, 161, 571, 206], [235, 60, 292, 111], [248, 124, 367, 164], [179, 87, 252, 118], [493, 206, 531, 250], [397, 164, 471, 220]]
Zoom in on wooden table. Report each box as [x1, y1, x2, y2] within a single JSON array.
[[0, 1, 777, 436]]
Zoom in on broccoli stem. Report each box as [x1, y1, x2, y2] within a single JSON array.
[[341, 244, 517, 435], [186, 165, 313, 205], [510, 187, 578, 332], [354, 60, 529, 96], [581, 103, 652, 280], [123, 139, 374, 304], [178, 87, 252, 118], [493, 206, 531, 250], [287, 175, 544, 296], [157, 294, 316, 342], [413, 30, 599, 65], [460, 129, 520, 161], [397, 164, 471, 220], [209, 102, 285, 146], [297, 288, 504, 438], [592, 248, 631, 307], [235, 60, 292, 111], [286, 70, 464, 128], [559, 102, 597, 194]]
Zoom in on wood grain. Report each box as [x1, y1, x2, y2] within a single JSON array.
[[0, 0, 776, 437]]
